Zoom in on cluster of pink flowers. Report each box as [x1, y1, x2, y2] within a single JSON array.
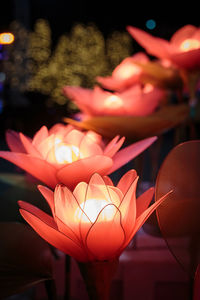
[[2, 24, 198, 264], [63, 24, 200, 120]]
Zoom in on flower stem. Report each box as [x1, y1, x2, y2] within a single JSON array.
[[77, 258, 118, 300]]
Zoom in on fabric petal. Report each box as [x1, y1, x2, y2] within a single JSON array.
[[103, 136, 120, 155], [79, 135, 103, 158], [108, 136, 157, 174], [18, 200, 56, 228], [103, 175, 114, 186], [117, 169, 137, 195], [127, 26, 172, 59], [0, 151, 58, 188], [104, 136, 125, 158], [124, 190, 172, 248], [19, 133, 42, 158], [6, 130, 26, 153], [64, 129, 85, 148], [54, 185, 82, 241], [171, 25, 197, 46], [56, 155, 113, 189], [136, 187, 155, 218], [86, 204, 125, 260], [32, 126, 49, 147], [37, 185, 55, 216], [118, 177, 138, 239], [20, 209, 87, 262]]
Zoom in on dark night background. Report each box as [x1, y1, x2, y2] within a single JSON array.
[[1, 1, 200, 41]]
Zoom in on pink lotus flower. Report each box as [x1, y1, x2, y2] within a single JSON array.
[[96, 52, 149, 92], [0, 123, 157, 189], [19, 170, 170, 262], [127, 24, 200, 70], [63, 84, 164, 118]]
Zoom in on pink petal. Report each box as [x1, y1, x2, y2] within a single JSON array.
[[73, 182, 88, 206], [37, 185, 55, 215], [124, 190, 172, 248], [127, 26, 172, 59], [79, 135, 103, 158], [103, 175, 114, 186], [171, 25, 197, 46], [107, 185, 123, 206], [65, 129, 85, 147], [54, 185, 82, 241], [118, 177, 138, 238], [32, 126, 49, 147], [18, 200, 56, 228], [104, 136, 125, 158], [56, 155, 113, 190], [96, 76, 127, 92], [86, 204, 125, 260], [19, 133, 42, 158], [170, 49, 200, 69], [6, 130, 26, 153], [108, 136, 157, 174], [85, 173, 113, 210], [117, 169, 137, 195], [0, 151, 58, 188], [20, 209, 87, 262], [136, 187, 155, 218], [103, 135, 120, 155]]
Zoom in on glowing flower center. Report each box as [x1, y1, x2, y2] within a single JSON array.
[[75, 199, 115, 223], [114, 64, 141, 79], [104, 95, 123, 109], [54, 138, 80, 164], [143, 83, 154, 93], [180, 39, 200, 52]]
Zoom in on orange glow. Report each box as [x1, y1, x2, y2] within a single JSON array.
[[114, 64, 141, 79], [55, 143, 79, 164], [0, 32, 14, 44], [180, 39, 200, 52], [143, 84, 154, 93], [104, 95, 123, 108], [19, 170, 170, 262], [76, 199, 115, 223]]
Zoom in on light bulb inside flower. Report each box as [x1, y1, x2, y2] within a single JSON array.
[[55, 143, 80, 164], [75, 199, 116, 223], [114, 63, 141, 79], [180, 39, 200, 52], [104, 95, 123, 109]]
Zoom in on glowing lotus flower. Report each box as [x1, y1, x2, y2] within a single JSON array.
[[63, 84, 165, 118], [0, 123, 157, 189], [127, 24, 200, 70], [19, 170, 170, 262], [96, 52, 149, 91]]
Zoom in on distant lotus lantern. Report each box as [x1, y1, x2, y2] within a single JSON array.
[[127, 24, 200, 70], [63, 85, 164, 118], [96, 52, 149, 91], [0, 123, 157, 189]]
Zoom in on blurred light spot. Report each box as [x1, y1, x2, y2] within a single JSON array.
[[180, 39, 200, 52], [0, 72, 6, 82], [0, 82, 3, 92], [0, 32, 14, 44], [146, 19, 156, 30]]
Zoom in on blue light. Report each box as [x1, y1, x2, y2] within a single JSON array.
[[146, 19, 156, 30], [0, 98, 3, 114]]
